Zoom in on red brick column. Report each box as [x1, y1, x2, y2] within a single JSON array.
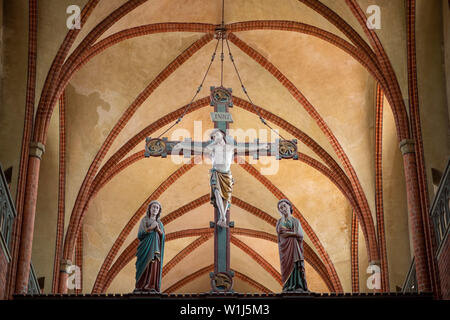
[[375, 84, 389, 291], [406, 0, 440, 297], [58, 259, 71, 293], [75, 227, 83, 293], [52, 93, 66, 293], [14, 143, 44, 293], [401, 140, 431, 291], [351, 211, 359, 292], [7, 0, 38, 298]]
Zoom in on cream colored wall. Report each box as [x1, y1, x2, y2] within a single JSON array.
[[0, 0, 3, 123], [357, 0, 409, 101], [0, 0, 91, 292], [0, 0, 28, 200], [68, 0, 126, 57], [416, 0, 450, 200], [444, 0, 450, 131], [35, 0, 88, 115], [382, 97, 411, 291], [31, 102, 59, 294], [34, 0, 89, 250], [29, 0, 88, 293]]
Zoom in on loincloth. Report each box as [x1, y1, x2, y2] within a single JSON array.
[[210, 169, 233, 204]]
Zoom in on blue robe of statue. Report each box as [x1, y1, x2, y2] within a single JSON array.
[[135, 220, 165, 291]]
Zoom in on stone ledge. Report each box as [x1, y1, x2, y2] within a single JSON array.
[[13, 291, 433, 300]]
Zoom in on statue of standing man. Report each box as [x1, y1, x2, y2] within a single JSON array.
[[276, 199, 308, 292]]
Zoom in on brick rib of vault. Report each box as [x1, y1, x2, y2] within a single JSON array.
[[52, 92, 67, 293], [7, 0, 38, 297], [375, 84, 389, 291], [228, 33, 379, 263], [351, 210, 359, 292]]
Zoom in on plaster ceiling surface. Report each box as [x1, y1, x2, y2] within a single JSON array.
[[67, 0, 127, 58], [30, 0, 410, 294], [96, 0, 351, 43]]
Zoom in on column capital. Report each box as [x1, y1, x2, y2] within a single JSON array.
[[369, 260, 381, 266], [60, 259, 72, 273], [29, 141, 45, 159], [399, 139, 415, 155]]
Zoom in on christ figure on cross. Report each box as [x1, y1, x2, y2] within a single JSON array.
[[206, 128, 234, 228], [174, 128, 269, 228]]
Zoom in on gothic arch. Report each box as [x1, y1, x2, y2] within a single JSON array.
[[10, 0, 432, 295]]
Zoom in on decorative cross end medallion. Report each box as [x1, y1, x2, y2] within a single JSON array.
[[277, 139, 298, 160]]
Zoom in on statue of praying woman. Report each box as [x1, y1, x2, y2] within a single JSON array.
[[135, 200, 165, 293], [276, 199, 308, 293]]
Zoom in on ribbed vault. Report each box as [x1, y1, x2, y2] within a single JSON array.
[[25, 0, 416, 295]]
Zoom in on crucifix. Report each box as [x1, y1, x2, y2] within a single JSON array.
[[144, 86, 298, 292], [144, 1, 298, 292]]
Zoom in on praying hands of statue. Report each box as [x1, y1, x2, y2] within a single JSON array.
[[155, 224, 163, 235], [146, 221, 158, 233], [279, 227, 300, 239]]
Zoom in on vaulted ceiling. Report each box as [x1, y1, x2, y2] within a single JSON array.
[[28, 0, 415, 294]]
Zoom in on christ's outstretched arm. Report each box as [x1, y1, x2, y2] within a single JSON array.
[[172, 140, 213, 156], [235, 142, 270, 154]]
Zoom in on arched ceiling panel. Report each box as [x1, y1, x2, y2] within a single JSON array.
[[251, 159, 352, 291], [162, 203, 213, 235], [96, 0, 351, 44], [230, 242, 281, 292], [235, 30, 377, 220], [35, 0, 89, 104], [356, 0, 408, 97], [68, 0, 128, 58], [67, 29, 370, 183], [303, 260, 329, 292], [228, 103, 328, 167], [70, 31, 205, 112], [17, 0, 431, 296], [81, 157, 182, 289], [156, 164, 212, 213], [162, 238, 214, 290], [233, 235, 280, 272], [162, 236, 203, 267], [166, 273, 212, 294], [320, 0, 371, 45], [229, 206, 275, 236], [65, 32, 205, 211], [98, 36, 216, 166], [39, 0, 393, 294], [107, 255, 137, 293]]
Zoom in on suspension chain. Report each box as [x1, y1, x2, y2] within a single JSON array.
[[225, 38, 287, 141], [157, 39, 220, 139]]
